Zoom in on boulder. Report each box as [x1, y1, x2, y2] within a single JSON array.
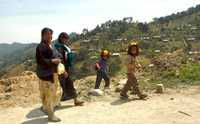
[[115, 79, 127, 92], [115, 85, 124, 92], [88, 89, 104, 96], [155, 84, 164, 93], [118, 79, 127, 85], [115, 87, 122, 93]]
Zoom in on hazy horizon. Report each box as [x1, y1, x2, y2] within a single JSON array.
[[0, 0, 199, 43]]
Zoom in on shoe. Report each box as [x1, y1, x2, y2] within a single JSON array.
[[104, 86, 110, 90], [40, 107, 48, 115], [74, 100, 84, 106], [61, 95, 68, 101], [130, 90, 137, 95], [48, 115, 61, 122], [138, 94, 148, 99], [61, 95, 75, 101], [120, 93, 129, 99]]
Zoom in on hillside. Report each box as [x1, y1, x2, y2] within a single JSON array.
[[0, 4, 199, 81], [72, 4, 200, 49], [69, 4, 200, 85], [0, 43, 30, 57], [0, 43, 37, 78]]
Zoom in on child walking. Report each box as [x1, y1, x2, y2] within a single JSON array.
[[95, 50, 111, 89], [120, 42, 147, 99]]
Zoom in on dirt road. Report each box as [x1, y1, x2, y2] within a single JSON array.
[[0, 87, 200, 124]]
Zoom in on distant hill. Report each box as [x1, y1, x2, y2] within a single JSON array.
[[71, 4, 200, 41], [0, 43, 30, 57], [0, 43, 37, 78], [152, 4, 200, 25], [149, 4, 200, 40], [69, 4, 200, 53]]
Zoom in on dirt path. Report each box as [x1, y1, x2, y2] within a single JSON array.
[[0, 87, 200, 124]]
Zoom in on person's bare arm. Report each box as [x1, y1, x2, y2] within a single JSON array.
[[136, 57, 142, 69], [135, 57, 142, 71], [127, 56, 135, 73], [96, 62, 101, 70]]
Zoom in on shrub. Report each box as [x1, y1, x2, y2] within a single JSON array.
[[179, 63, 200, 81]]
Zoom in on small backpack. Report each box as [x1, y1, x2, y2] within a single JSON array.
[[65, 48, 75, 67]]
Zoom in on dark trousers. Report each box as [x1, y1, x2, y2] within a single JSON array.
[[95, 70, 110, 89], [121, 73, 141, 95], [59, 75, 77, 100]]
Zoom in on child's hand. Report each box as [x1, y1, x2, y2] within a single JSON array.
[[63, 71, 68, 78], [136, 64, 142, 69], [52, 59, 61, 64], [96, 63, 101, 70]]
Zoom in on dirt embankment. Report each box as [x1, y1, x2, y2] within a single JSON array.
[[0, 71, 40, 108]]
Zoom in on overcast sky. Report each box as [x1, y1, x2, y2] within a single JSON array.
[[0, 0, 199, 43]]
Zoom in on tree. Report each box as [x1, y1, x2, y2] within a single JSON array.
[[69, 32, 79, 42], [123, 17, 133, 23], [137, 23, 149, 33], [82, 28, 89, 35]]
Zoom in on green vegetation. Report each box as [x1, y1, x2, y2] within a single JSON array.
[[0, 5, 199, 89], [179, 63, 200, 82]]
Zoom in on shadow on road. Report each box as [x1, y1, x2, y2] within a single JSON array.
[[26, 108, 46, 119], [21, 117, 48, 124], [26, 105, 74, 119], [110, 98, 142, 106], [55, 104, 74, 111]]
